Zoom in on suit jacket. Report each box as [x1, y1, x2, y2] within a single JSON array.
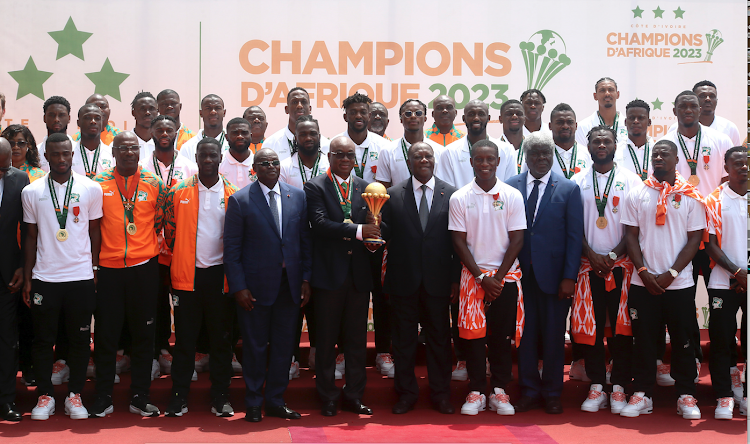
[[304, 173, 372, 292], [506, 171, 583, 295], [0, 167, 29, 286], [381, 176, 460, 298], [224, 180, 312, 306]]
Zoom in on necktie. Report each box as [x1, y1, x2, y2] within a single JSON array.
[[268, 190, 281, 234], [526, 179, 541, 228], [419, 184, 429, 231]]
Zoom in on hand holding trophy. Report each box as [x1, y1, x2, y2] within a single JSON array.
[[362, 182, 390, 248]]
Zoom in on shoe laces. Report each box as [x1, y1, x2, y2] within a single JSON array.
[[52, 362, 66, 373], [587, 389, 603, 400], [232, 355, 239, 363], [628, 394, 644, 405], [456, 361, 466, 370], [719, 398, 733, 408], [731, 369, 742, 388], [657, 363, 670, 374], [37, 395, 52, 407], [336, 354, 345, 364], [88, 357, 95, 365], [379, 354, 394, 364], [115, 355, 125, 362], [611, 391, 626, 403], [680, 396, 697, 408], [605, 362, 613, 373], [491, 392, 510, 403], [68, 394, 83, 408], [466, 392, 483, 404], [162, 354, 173, 363]]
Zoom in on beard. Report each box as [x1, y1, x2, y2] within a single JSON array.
[[296, 139, 321, 156], [155, 137, 177, 151], [229, 139, 251, 153], [467, 121, 488, 137], [592, 151, 615, 165]]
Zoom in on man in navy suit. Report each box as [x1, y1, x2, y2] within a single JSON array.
[[506, 131, 584, 414], [224, 148, 312, 422]]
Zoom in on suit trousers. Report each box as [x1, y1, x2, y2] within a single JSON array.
[[172, 265, 233, 401], [391, 284, 452, 404], [239, 270, 299, 408], [518, 269, 571, 399], [315, 269, 369, 403], [154, 264, 173, 358], [94, 257, 159, 398], [0, 286, 19, 404], [370, 247, 391, 354], [17, 292, 34, 373], [708, 288, 747, 399], [450, 300, 467, 362], [629, 285, 697, 398], [30, 279, 96, 396]]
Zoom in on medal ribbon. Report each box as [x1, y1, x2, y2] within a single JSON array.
[[327, 169, 352, 219], [114, 167, 141, 226], [516, 139, 525, 174], [627, 142, 649, 181], [598, 111, 619, 136], [676, 127, 701, 176], [297, 152, 321, 184], [554, 143, 578, 179], [48, 174, 74, 230], [592, 165, 616, 218], [153, 153, 176, 188], [401, 139, 412, 175], [353, 147, 369, 178], [80, 143, 101, 178]]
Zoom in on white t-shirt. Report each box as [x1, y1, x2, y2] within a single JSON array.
[[620, 184, 706, 290], [576, 111, 628, 147], [334, 130, 389, 184], [195, 178, 225, 268], [571, 165, 643, 255], [613, 137, 656, 180], [448, 178, 526, 271], [72, 141, 114, 178], [522, 126, 551, 138], [37, 134, 75, 172], [520, 143, 592, 180], [658, 124, 733, 197], [219, 151, 256, 189], [140, 152, 198, 188], [707, 186, 747, 289], [178, 130, 231, 163], [136, 134, 155, 163], [435, 136, 516, 188], [668, 115, 741, 147], [375, 137, 445, 186], [263, 126, 331, 162], [22, 172, 103, 283], [279, 151, 330, 190]]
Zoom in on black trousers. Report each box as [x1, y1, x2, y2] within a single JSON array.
[[154, 264, 173, 358], [450, 300, 467, 362], [30, 279, 95, 396], [466, 282, 518, 395], [172, 265, 233, 400], [315, 271, 369, 403], [17, 292, 34, 373], [293, 297, 316, 362], [629, 285, 697, 398], [94, 257, 159, 398], [581, 269, 633, 387], [0, 286, 19, 404], [370, 247, 391, 354], [708, 288, 747, 399], [689, 249, 710, 362], [391, 284, 452, 404]]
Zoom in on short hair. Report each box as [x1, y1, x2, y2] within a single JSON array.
[[724, 146, 747, 164], [692, 80, 716, 92], [587, 125, 617, 143], [500, 99, 523, 114], [550, 102, 576, 119], [156, 89, 179, 101], [131, 91, 155, 108], [625, 99, 650, 114], [594, 77, 618, 91], [47, 132, 71, 146], [295, 114, 319, 128], [470, 139, 499, 158], [653, 139, 678, 154], [151, 115, 178, 127], [78, 103, 102, 117], [520, 89, 546, 103], [342, 92, 372, 110], [43, 96, 71, 114], [0, 92, 5, 110], [226, 117, 250, 131], [674, 90, 698, 105], [524, 131, 555, 154], [287, 87, 309, 101], [244, 105, 265, 117], [407, 142, 434, 159], [201, 94, 224, 107], [196, 137, 221, 153], [1, 124, 40, 168], [398, 98, 427, 115]]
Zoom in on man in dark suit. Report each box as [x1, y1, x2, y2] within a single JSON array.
[[506, 131, 584, 414], [380, 141, 458, 415], [224, 148, 312, 422], [0, 138, 29, 421], [304, 136, 380, 416]]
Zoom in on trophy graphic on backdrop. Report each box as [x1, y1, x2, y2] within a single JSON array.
[[362, 182, 389, 248]]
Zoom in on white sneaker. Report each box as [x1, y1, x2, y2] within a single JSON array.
[[665, 331, 671, 344], [729, 366, 744, 404], [694, 359, 701, 383], [115, 352, 130, 374], [64, 392, 88, 419], [451, 361, 468, 381], [581, 384, 608, 412], [376, 353, 394, 375], [565, 332, 571, 344], [569, 359, 590, 382], [460, 391, 486, 415], [620, 392, 653, 417], [158, 350, 173, 375], [714, 397, 734, 420], [676, 394, 701, 419], [289, 359, 300, 380], [335, 353, 345, 375], [605, 361, 613, 385], [86, 357, 96, 379], [231, 354, 242, 374], [610, 385, 627, 414], [308, 347, 316, 371], [486, 358, 491, 377], [31, 395, 56, 420], [656, 360, 675, 386], [150, 359, 160, 381], [195, 353, 209, 372], [114, 374, 120, 384], [191, 370, 198, 381], [740, 397, 747, 416], [50, 360, 70, 385], [387, 364, 395, 379], [334, 368, 343, 380], [741, 362, 746, 384], [487, 388, 515, 415]]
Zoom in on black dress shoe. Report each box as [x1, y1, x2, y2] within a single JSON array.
[[432, 399, 455, 414], [391, 399, 415, 414], [545, 397, 563, 414], [514, 395, 542, 412], [266, 405, 301, 419], [0, 403, 22, 422], [342, 399, 373, 415], [245, 406, 262, 422], [321, 400, 337, 417]]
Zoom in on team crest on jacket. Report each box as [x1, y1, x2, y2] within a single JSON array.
[[220, 198, 225, 210], [614, 181, 624, 191], [70, 193, 80, 203], [137, 190, 148, 202], [102, 159, 112, 168], [629, 308, 638, 320], [493, 200, 504, 211]]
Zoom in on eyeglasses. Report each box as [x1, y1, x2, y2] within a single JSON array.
[[113, 145, 140, 153], [9, 140, 28, 148], [331, 151, 357, 159], [256, 160, 280, 167], [402, 110, 424, 118]]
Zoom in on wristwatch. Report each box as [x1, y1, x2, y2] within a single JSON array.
[[475, 272, 489, 285], [92, 265, 101, 271], [608, 251, 617, 260], [668, 268, 679, 278]]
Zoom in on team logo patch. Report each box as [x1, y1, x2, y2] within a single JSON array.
[[614, 181, 624, 191], [174, 171, 184, 180], [629, 308, 638, 320], [172, 295, 179, 307], [220, 198, 225, 210], [102, 159, 112, 168], [369, 151, 379, 161], [701, 146, 711, 156], [493, 200, 504, 210], [33, 293, 43, 306], [137, 190, 148, 202], [70, 193, 80, 203], [467, 202, 476, 210], [576, 159, 586, 167], [712, 297, 723, 309]]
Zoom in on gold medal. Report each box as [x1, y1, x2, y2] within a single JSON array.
[[688, 175, 700, 186], [343, 218, 353, 224], [596, 216, 608, 229], [126, 223, 137, 235], [56, 229, 68, 242]]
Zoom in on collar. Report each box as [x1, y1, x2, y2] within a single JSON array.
[[334, 173, 351, 183], [284, 126, 295, 142], [527, 170, 551, 186], [592, 166, 614, 178], [227, 150, 253, 166], [471, 177, 503, 195], [555, 144, 575, 155], [627, 137, 648, 149], [198, 177, 223, 192], [344, 130, 372, 148], [677, 123, 705, 140], [412, 175, 435, 193], [723, 185, 746, 200], [259, 180, 281, 197]]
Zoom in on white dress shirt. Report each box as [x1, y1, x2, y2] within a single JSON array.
[[259, 181, 282, 238], [412, 176, 435, 213], [526, 170, 551, 223]]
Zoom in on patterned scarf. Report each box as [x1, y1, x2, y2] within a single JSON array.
[[643, 172, 703, 225]]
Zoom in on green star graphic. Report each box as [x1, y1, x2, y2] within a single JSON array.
[[85, 58, 129, 101], [632, 6, 644, 18], [8, 56, 53, 100], [651, 98, 664, 110], [48, 16, 93, 60], [653, 6, 664, 18], [673, 7, 685, 18]]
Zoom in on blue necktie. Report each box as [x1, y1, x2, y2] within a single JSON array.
[[526, 179, 541, 228]]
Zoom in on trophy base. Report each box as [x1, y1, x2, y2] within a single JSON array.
[[363, 238, 386, 248]]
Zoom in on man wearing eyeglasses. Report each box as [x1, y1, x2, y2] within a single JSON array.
[[304, 136, 380, 417], [224, 148, 312, 422]]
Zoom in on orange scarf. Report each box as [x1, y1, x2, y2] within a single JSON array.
[[643, 172, 703, 226], [703, 184, 724, 269], [572, 257, 634, 345]]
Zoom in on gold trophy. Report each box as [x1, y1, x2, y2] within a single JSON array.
[[362, 182, 390, 248]]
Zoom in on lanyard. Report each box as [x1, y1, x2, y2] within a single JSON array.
[[676, 128, 701, 176], [48, 174, 74, 229], [203, 131, 225, 147], [114, 168, 140, 226], [297, 152, 321, 184], [554, 143, 578, 179], [627, 142, 650, 181], [401, 139, 412, 175], [80, 143, 101, 178], [353, 147, 369, 179], [598, 111, 619, 136], [327, 169, 352, 219], [516, 139, 525, 174], [153, 153, 176, 188], [592, 165, 617, 217]]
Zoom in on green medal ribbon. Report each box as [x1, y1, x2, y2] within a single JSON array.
[[598, 111, 619, 136], [401, 139, 412, 175], [516, 139, 525, 174], [353, 147, 369, 179], [152, 153, 176, 188], [297, 152, 321, 184], [554, 143, 578, 179], [627, 142, 650, 181], [592, 165, 617, 217], [48, 174, 74, 230], [676, 127, 701, 176], [114, 172, 140, 227], [328, 169, 352, 219], [80, 143, 101, 178]]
